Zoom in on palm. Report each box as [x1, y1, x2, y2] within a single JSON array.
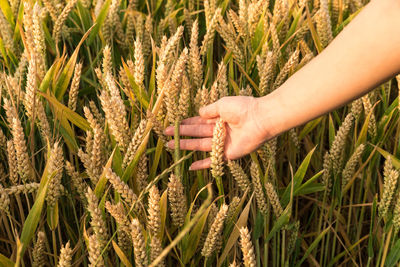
[[165, 96, 268, 170]]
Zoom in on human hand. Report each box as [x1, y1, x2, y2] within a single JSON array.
[[164, 96, 272, 170]]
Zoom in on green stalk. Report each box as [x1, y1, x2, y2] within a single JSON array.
[[174, 119, 181, 177], [197, 170, 207, 200], [277, 230, 281, 267], [316, 189, 328, 259], [15, 195, 25, 226], [346, 183, 355, 236], [331, 200, 342, 260], [322, 200, 335, 266], [330, 181, 342, 260], [215, 176, 224, 206], [68, 194, 88, 266], [52, 230, 57, 266], [380, 226, 393, 267], [273, 232, 277, 267], [281, 230, 286, 267], [356, 169, 373, 246], [3, 215, 13, 255], [149, 139, 165, 179], [256, 239, 261, 267], [376, 230, 386, 266], [264, 211, 270, 267]]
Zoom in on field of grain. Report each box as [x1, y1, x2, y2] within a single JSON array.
[[0, 0, 398, 266]]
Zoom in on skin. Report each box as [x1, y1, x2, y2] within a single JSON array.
[[165, 0, 400, 170]]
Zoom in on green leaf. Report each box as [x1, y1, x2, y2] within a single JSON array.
[[378, 107, 397, 142], [42, 17, 56, 53], [182, 187, 212, 263], [299, 117, 323, 140], [295, 226, 330, 267], [111, 146, 123, 177], [368, 196, 377, 258], [149, 185, 212, 267], [46, 202, 59, 230], [0, 1, 14, 28], [236, 63, 259, 95], [40, 91, 90, 131], [328, 235, 369, 267], [293, 170, 325, 196], [112, 240, 133, 267], [356, 104, 374, 147], [0, 38, 9, 68], [217, 193, 253, 267], [154, 0, 163, 14], [334, 8, 362, 35], [229, 78, 240, 96], [265, 208, 291, 243], [16, 151, 56, 262], [75, 0, 92, 31], [252, 211, 265, 240], [285, 9, 302, 41], [121, 132, 150, 183], [328, 114, 335, 147], [54, 25, 93, 99], [58, 123, 79, 152], [87, 0, 111, 45], [159, 190, 168, 241], [251, 9, 266, 52], [12, 3, 23, 43], [384, 239, 400, 266], [0, 253, 14, 267], [375, 146, 400, 169], [149, 139, 164, 179], [305, 5, 322, 54], [281, 147, 316, 206], [182, 210, 209, 263], [94, 148, 116, 198], [149, 42, 156, 96], [296, 182, 325, 195], [122, 60, 149, 108], [39, 62, 58, 93]]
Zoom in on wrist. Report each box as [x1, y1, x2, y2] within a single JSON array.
[[252, 92, 286, 141]]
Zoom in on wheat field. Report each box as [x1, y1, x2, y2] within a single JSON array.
[[0, 0, 397, 266]]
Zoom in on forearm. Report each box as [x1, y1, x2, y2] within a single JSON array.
[[257, 0, 400, 139]]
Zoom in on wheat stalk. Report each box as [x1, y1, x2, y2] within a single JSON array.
[[201, 204, 228, 257], [86, 187, 109, 251], [131, 218, 148, 267], [239, 227, 256, 267], [168, 174, 187, 227], [57, 241, 73, 267], [250, 162, 268, 215], [32, 231, 47, 267]]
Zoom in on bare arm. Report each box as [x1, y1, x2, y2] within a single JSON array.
[[257, 0, 400, 139], [166, 0, 400, 170]]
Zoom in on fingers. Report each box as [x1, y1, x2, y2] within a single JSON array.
[[199, 102, 219, 119], [164, 124, 214, 137], [167, 138, 212, 151], [189, 158, 211, 170], [181, 116, 217, 125]]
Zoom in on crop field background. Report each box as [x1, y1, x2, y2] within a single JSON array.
[[0, 0, 398, 266]]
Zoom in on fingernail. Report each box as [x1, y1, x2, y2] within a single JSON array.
[[189, 164, 194, 171]]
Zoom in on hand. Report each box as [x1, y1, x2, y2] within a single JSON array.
[[164, 96, 272, 170]]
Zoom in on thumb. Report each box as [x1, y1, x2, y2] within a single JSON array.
[[199, 101, 219, 119]]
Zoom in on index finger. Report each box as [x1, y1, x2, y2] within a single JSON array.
[[181, 116, 218, 125]]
